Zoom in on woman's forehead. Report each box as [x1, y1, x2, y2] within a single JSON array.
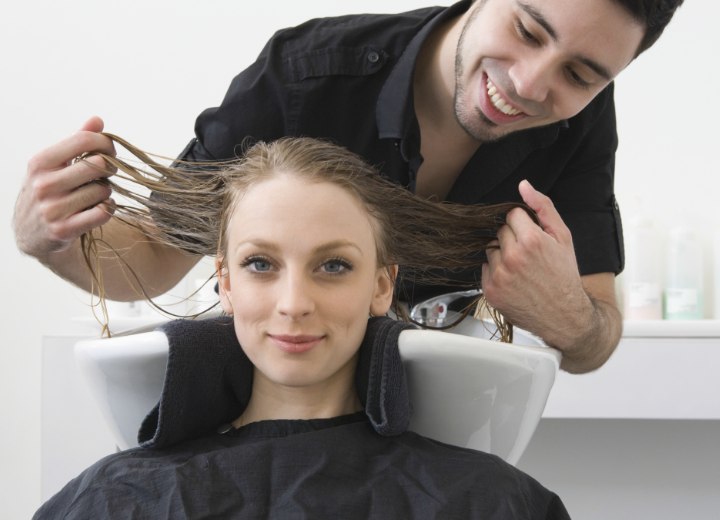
[[227, 175, 378, 251]]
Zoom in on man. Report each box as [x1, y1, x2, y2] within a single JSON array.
[[13, 0, 683, 373]]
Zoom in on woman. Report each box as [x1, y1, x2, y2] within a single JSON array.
[[36, 137, 569, 519]]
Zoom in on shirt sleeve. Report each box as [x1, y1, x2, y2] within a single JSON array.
[[548, 83, 625, 276], [179, 30, 292, 163]]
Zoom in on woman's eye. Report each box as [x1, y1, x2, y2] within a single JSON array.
[[320, 259, 352, 275], [242, 257, 274, 273]]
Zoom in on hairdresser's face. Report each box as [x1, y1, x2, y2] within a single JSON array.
[[452, 0, 643, 141], [218, 174, 394, 392]]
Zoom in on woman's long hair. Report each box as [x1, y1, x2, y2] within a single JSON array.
[[79, 134, 537, 339]]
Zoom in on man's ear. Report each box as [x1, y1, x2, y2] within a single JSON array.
[[216, 257, 233, 315], [370, 264, 397, 316]]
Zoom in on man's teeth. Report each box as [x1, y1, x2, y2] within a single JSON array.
[[486, 78, 521, 116]]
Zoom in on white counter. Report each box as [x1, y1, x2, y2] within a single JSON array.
[[622, 318, 720, 338], [525, 319, 720, 519], [544, 320, 720, 420]]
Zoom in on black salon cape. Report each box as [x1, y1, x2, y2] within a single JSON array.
[[35, 317, 570, 519]]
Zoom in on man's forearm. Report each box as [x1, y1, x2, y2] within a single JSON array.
[[35, 220, 201, 302], [553, 293, 623, 374]]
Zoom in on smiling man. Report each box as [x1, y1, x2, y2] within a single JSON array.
[[14, 0, 684, 373], [447, 0, 643, 140]]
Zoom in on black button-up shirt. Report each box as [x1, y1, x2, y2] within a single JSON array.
[[179, 0, 624, 304]]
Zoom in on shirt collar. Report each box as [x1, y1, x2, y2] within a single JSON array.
[[376, 0, 471, 140]]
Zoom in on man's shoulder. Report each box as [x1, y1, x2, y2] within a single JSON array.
[[265, 6, 446, 55]]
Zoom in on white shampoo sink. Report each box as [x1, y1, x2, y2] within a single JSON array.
[[75, 318, 560, 465]]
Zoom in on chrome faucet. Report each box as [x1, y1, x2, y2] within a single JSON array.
[[409, 289, 482, 328]]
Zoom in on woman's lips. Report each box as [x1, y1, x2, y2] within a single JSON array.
[[269, 334, 325, 354]]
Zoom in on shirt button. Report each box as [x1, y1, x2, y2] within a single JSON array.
[[367, 51, 380, 63]]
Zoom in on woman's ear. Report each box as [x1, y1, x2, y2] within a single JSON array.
[[370, 264, 397, 316], [216, 257, 234, 315]]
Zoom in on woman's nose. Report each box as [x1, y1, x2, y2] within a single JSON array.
[[275, 272, 315, 318]]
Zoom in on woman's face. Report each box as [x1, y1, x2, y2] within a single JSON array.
[[217, 173, 395, 392]]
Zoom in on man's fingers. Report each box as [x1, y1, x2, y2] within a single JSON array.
[[29, 155, 116, 215], [517, 179, 571, 243], [31, 129, 115, 173], [50, 200, 116, 247], [42, 181, 114, 223], [79, 116, 105, 133], [503, 206, 538, 238]]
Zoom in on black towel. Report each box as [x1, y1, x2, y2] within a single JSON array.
[[138, 316, 415, 449], [137, 316, 250, 448], [355, 316, 414, 436]]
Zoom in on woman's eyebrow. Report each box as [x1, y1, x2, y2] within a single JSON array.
[[234, 239, 364, 256], [234, 239, 279, 254], [313, 240, 364, 257]]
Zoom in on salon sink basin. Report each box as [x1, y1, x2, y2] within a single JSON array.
[[75, 330, 168, 453], [399, 321, 561, 465], [75, 317, 560, 465]]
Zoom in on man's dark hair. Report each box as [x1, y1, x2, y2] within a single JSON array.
[[613, 0, 685, 56]]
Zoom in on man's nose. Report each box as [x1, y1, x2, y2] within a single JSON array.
[[508, 55, 553, 104]]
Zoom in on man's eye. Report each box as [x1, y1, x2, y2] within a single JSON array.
[[515, 20, 539, 45], [566, 67, 592, 88]]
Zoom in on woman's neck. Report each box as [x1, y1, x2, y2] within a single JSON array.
[[232, 370, 363, 429]]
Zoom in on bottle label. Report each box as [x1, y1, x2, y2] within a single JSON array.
[[627, 282, 662, 308], [665, 288, 701, 315]]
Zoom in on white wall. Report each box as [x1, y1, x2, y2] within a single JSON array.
[[613, 3, 720, 316], [1, 1, 714, 518]]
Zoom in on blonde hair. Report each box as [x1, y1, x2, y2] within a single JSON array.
[[81, 134, 536, 338]]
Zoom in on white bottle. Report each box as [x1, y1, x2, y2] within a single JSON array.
[[622, 217, 663, 320], [664, 226, 704, 320]]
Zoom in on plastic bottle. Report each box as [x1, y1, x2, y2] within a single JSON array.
[[664, 226, 704, 320], [622, 217, 663, 320]]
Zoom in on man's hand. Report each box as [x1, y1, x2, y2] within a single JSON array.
[[482, 180, 621, 373], [13, 116, 117, 261], [14, 117, 201, 301]]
